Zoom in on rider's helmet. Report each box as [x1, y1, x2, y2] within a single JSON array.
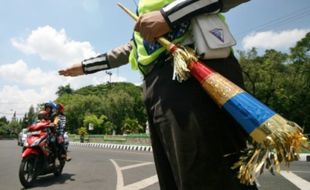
[[37, 110, 49, 120], [57, 103, 64, 113], [44, 101, 57, 112], [44, 101, 58, 119]]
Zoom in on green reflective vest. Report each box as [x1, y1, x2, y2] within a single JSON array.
[[129, 0, 227, 75], [129, 0, 190, 74]]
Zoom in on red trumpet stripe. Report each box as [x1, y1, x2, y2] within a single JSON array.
[[169, 44, 178, 53], [189, 61, 214, 83]]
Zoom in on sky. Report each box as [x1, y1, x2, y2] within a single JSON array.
[[0, 0, 309, 119]]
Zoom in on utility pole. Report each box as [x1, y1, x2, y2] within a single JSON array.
[[106, 71, 112, 84]]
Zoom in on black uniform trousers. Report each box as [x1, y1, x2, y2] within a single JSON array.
[[143, 53, 258, 190]]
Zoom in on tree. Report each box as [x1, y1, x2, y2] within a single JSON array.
[[102, 121, 116, 135], [27, 105, 36, 125], [0, 117, 9, 135], [83, 114, 107, 134], [7, 120, 21, 136], [238, 33, 310, 133], [56, 82, 147, 134], [21, 114, 29, 129], [56, 84, 74, 96], [122, 118, 143, 134], [0, 116, 8, 125]]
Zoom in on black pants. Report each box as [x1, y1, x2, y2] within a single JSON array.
[[143, 54, 258, 190]]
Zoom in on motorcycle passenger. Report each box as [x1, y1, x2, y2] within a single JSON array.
[[37, 110, 50, 122], [55, 103, 71, 161]]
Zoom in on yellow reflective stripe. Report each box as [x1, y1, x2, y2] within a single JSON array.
[[138, 0, 173, 15], [134, 32, 166, 65], [129, 42, 138, 70]]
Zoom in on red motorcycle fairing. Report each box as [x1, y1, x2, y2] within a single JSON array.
[[26, 135, 40, 145], [40, 136, 50, 156], [22, 148, 39, 158], [28, 120, 51, 131]]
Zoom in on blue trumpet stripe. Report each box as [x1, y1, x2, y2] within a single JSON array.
[[223, 92, 276, 133]]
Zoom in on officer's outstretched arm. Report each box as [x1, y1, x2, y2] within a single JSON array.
[[58, 42, 132, 77]]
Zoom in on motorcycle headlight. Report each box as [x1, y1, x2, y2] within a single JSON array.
[[31, 138, 41, 147], [23, 141, 29, 147]]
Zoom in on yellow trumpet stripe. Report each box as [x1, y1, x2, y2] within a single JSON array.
[[201, 73, 243, 106]]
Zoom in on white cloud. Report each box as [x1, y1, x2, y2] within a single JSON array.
[[0, 85, 52, 119], [0, 60, 61, 86], [242, 29, 310, 51], [1, 25, 130, 119], [11, 25, 97, 66], [0, 60, 127, 90], [0, 60, 128, 119]]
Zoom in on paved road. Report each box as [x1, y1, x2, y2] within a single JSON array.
[[1, 140, 309, 190]]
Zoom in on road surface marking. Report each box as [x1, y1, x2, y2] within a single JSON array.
[[280, 170, 310, 190], [110, 159, 158, 190], [121, 162, 153, 170], [290, 170, 310, 174], [111, 159, 124, 189], [124, 175, 158, 190]]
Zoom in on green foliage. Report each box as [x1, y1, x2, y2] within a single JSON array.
[[27, 105, 36, 125], [7, 120, 21, 135], [0, 124, 9, 135], [56, 84, 74, 96], [77, 127, 88, 136], [0, 120, 20, 136], [56, 82, 147, 135], [83, 114, 107, 134], [122, 117, 143, 134], [0, 116, 8, 124], [239, 32, 310, 133], [103, 121, 116, 135], [0, 116, 9, 135]]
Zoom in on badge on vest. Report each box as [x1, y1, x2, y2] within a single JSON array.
[[191, 14, 236, 59]]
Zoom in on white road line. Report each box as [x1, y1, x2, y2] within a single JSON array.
[[112, 159, 149, 163], [121, 162, 153, 171], [110, 159, 158, 190], [290, 171, 310, 174], [280, 170, 310, 190], [124, 175, 158, 190], [110, 159, 124, 189]]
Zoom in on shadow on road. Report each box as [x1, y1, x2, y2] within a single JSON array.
[[21, 173, 76, 189]]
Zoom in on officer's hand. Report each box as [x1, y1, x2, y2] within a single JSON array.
[[58, 63, 84, 77], [134, 11, 171, 42]]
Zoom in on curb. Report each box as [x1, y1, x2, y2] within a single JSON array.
[[69, 142, 310, 161], [299, 153, 310, 162], [69, 142, 153, 152]]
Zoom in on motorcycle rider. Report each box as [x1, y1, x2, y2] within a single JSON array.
[[44, 101, 58, 121]]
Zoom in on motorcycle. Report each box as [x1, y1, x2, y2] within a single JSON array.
[[19, 120, 65, 188]]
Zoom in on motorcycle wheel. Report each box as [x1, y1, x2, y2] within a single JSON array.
[[19, 155, 37, 188], [54, 157, 65, 177]]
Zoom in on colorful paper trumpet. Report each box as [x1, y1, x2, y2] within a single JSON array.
[[118, 3, 308, 185]]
